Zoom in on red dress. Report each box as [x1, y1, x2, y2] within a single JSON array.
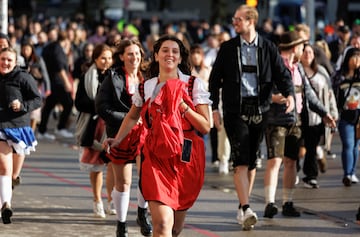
[[140, 79, 205, 211], [106, 123, 144, 164]]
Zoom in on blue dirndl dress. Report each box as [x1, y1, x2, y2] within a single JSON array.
[[0, 126, 37, 155]]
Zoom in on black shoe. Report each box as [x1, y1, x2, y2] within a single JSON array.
[[137, 207, 153, 236], [282, 202, 300, 217], [116, 221, 128, 237], [264, 202, 278, 218], [1, 202, 13, 224], [303, 178, 319, 189], [343, 176, 352, 187]]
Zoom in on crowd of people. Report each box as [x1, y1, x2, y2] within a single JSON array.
[[0, 2, 359, 235]]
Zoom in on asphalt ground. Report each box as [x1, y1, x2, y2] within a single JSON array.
[[1, 117, 359, 236]]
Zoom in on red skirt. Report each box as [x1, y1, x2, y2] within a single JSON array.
[[140, 130, 205, 211], [106, 124, 144, 165], [80, 118, 106, 166]]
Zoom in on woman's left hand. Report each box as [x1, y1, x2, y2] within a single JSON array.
[[10, 99, 22, 112]]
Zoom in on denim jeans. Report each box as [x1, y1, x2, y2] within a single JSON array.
[[338, 119, 359, 177]]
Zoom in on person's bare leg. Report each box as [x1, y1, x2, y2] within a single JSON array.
[[263, 157, 282, 218], [148, 201, 174, 237], [283, 157, 296, 194], [90, 171, 103, 202], [264, 158, 282, 203], [233, 166, 250, 206], [172, 210, 187, 237], [247, 168, 256, 195], [106, 163, 114, 203], [12, 153, 25, 181]]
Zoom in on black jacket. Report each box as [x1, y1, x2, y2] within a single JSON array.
[[209, 34, 294, 114], [267, 66, 328, 126], [95, 68, 133, 138], [75, 68, 109, 115], [0, 66, 42, 128]]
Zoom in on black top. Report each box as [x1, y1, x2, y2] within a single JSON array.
[[42, 41, 69, 89], [0, 66, 42, 128], [95, 67, 133, 138], [209, 34, 295, 114]]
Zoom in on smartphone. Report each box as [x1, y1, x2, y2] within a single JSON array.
[[181, 138, 192, 163]]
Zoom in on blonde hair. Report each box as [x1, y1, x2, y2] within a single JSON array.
[[237, 5, 259, 25], [315, 40, 332, 60], [295, 23, 310, 39]]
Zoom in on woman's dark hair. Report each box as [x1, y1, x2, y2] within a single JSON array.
[[92, 43, 113, 62], [21, 40, 39, 64], [190, 43, 204, 55], [113, 39, 145, 69], [340, 47, 360, 75], [303, 44, 318, 73], [146, 34, 191, 79]]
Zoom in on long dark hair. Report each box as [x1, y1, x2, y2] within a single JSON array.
[[146, 34, 191, 79], [340, 47, 360, 76], [303, 44, 318, 73], [21, 40, 39, 65]]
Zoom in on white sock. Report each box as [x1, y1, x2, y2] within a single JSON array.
[[316, 146, 324, 159], [137, 187, 148, 209], [112, 189, 130, 222], [0, 175, 12, 205], [264, 185, 276, 204], [282, 188, 294, 204]]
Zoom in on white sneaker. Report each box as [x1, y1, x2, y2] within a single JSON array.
[[37, 132, 56, 140], [93, 201, 106, 218], [351, 174, 359, 183], [106, 201, 116, 215], [55, 129, 74, 138], [236, 208, 244, 225], [242, 208, 257, 231], [219, 161, 229, 175], [211, 161, 219, 168], [295, 175, 299, 185]]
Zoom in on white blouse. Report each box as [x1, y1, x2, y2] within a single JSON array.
[[132, 70, 212, 107]]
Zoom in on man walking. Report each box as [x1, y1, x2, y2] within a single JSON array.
[[263, 31, 336, 219], [209, 4, 295, 230], [38, 31, 74, 139]]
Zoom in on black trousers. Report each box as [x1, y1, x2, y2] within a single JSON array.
[[38, 86, 73, 133], [302, 123, 324, 180]]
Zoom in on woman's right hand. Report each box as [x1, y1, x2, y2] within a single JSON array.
[[103, 138, 119, 153], [272, 93, 287, 104]]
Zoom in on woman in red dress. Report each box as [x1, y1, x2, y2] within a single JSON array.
[[104, 35, 211, 237], [96, 39, 152, 237]]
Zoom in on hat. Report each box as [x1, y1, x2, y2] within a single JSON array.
[[338, 25, 350, 34], [278, 31, 307, 50]]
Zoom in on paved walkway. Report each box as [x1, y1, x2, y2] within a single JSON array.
[[0, 127, 359, 236]]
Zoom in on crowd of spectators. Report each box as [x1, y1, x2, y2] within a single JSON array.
[[3, 4, 360, 228]]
